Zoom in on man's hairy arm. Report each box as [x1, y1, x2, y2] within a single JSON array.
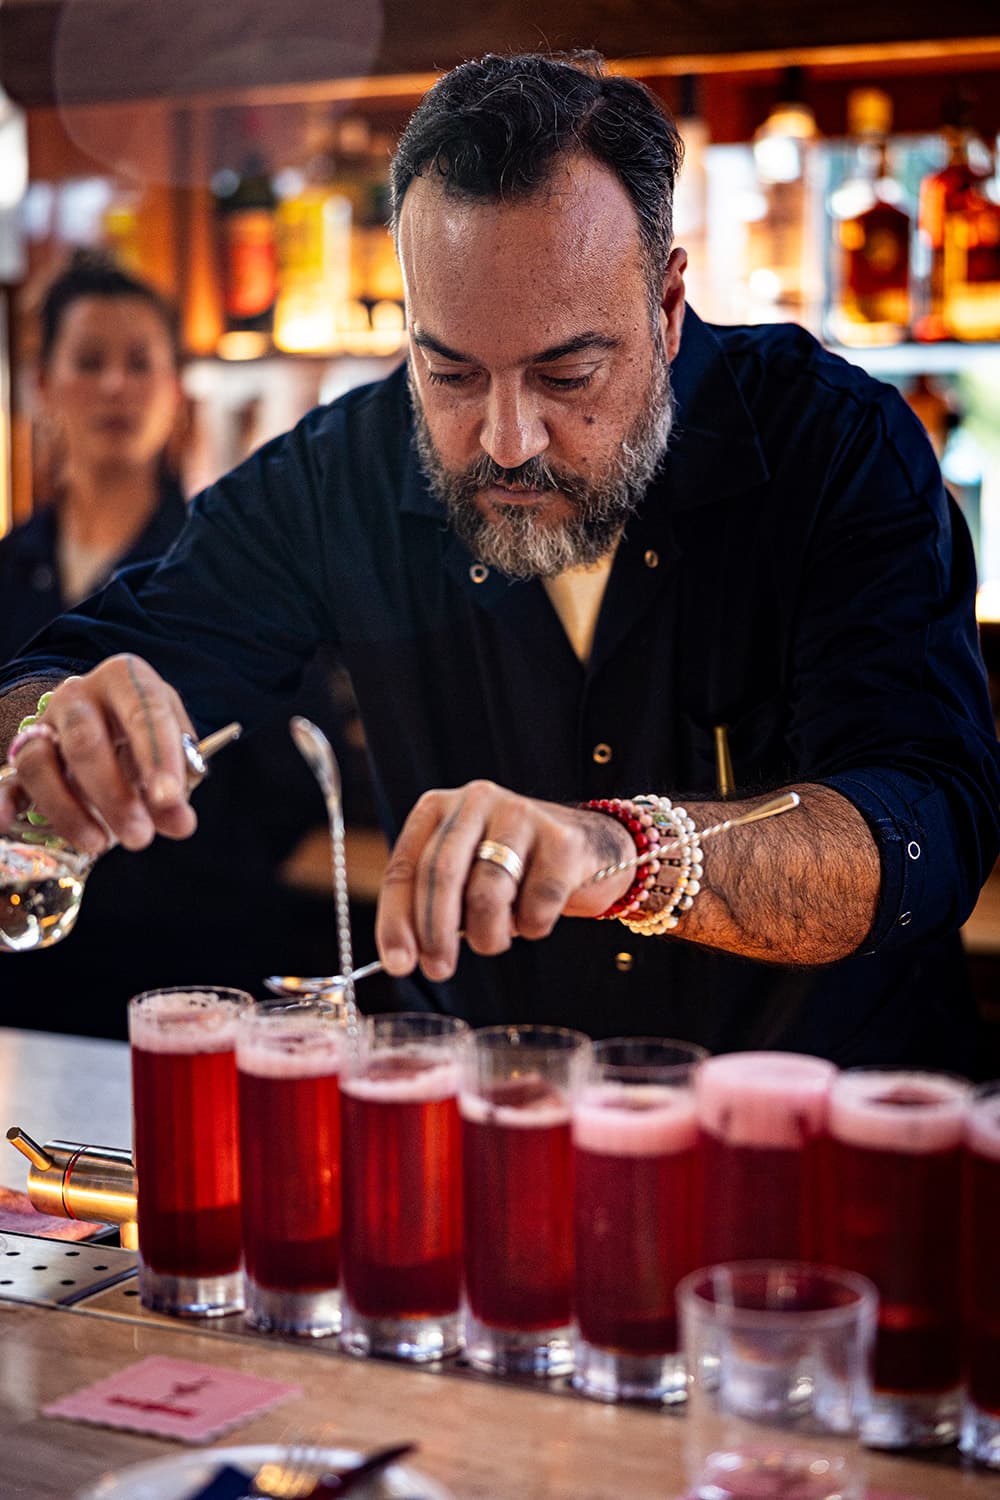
[[667, 783, 880, 965]]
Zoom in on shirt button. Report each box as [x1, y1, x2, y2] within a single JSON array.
[[907, 842, 921, 860], [644, 549, 659, 569], [614, 952, 634, 973], [898, 911, 912, 927], [469, 563, 489, 584], [592, 743, 613, 765]]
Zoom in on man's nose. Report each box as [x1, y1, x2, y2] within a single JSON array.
[[479, 382, 548, 471]]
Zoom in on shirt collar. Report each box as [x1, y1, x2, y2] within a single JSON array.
[[663, 306, 770, 509], [398, 304, 770, 520]]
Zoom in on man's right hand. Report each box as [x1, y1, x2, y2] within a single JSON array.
[[0, 655, 198, 855]]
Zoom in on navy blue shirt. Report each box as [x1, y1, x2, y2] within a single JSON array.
[[5, 312, 998, 1067]]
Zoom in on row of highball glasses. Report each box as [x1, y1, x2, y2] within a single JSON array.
[[127, 990, 999, 1464]]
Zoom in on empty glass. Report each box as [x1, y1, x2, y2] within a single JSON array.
[[678, 1261, 877, 1500]]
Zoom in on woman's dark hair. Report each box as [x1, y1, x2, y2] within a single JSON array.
[[391, 52, 684, 297], [39, 249, 181, 365]]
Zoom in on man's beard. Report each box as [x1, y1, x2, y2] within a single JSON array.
[[410, 346, 675, 580]]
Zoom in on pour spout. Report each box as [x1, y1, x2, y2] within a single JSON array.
[[6, 1125, 54, 1172]]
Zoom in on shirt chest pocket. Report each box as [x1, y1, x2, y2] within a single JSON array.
[[677, 694, 791, 797]]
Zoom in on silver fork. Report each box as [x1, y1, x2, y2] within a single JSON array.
[[250, 1441, 417, 1498]]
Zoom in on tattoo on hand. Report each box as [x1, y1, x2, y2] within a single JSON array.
[[127, 658, 162, 769]]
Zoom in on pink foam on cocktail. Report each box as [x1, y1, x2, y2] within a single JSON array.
[[829, 1071, 970, 1154], [459, 1078, 570, 1129], [128, 991, 244, 1054], [573, 1083, 698, 1156], [968, 1092, 1000, 1162], [343, 1052, 459, 1103], [695, 1052, 836, 1148], [236, 1030, 340, 1079]]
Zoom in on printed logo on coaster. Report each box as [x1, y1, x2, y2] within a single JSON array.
[[42, 1355, 300, 1443]]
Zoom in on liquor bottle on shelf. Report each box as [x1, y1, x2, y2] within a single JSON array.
[[826, 89, 912, 347], [745, 67, 821, 325], [904, 373, 952, 460], [213, 114, 279, 357], [326, 118, 406, 353], [914, 93, 1000, 343], [272, 107, 352, 355]]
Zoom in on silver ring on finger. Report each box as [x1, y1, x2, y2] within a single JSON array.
[[475, 839, 525, 885], [180, 733, 207, 780]]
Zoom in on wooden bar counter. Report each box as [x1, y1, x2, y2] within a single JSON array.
[[0, 1027, 996, 1500]]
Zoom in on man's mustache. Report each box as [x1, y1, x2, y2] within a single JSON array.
[[457, 455, 590, 505]]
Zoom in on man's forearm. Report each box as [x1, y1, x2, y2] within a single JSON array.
[[0, 676, 69, 757], [666, 784, 880, 965]]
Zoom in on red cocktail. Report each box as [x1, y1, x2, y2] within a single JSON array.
[[129, 987, 251, 1316], [340, 1013, 467, 1361], [961, 1080, 1000, 1466], [461, 1024, 590, 1376], [237, 1002, 342, 1335], [820, 1068, 970, 1448], [694, 1052, 835, 1264], [572, 1036, 706, 1403]]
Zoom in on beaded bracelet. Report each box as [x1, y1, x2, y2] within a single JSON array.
[[620, 796, 704, 935], [580, 798, 662, 918], [583, 794, 704, 934]]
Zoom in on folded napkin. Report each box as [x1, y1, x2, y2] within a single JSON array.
[[0, 1185, 103, 1240]]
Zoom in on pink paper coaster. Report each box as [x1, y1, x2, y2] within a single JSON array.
[[42, 1354, 300, 1443]]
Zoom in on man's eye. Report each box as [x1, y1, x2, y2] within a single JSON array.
[[426, 370, 472, 386], [539, 372, 595, 391]]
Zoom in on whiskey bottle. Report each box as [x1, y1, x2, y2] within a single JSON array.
[[273, 107, 352, 354], [914, 95, 999, 342], [827, 89, 911, 347], [213, 115, 279, 350]]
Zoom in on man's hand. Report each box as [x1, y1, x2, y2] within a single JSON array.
[[0, 655, 198, 856], [375, 780, 634, 981]]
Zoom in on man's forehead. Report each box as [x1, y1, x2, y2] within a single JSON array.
[[399, 154, 644, 263]]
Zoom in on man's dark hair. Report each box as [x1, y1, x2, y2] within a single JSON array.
[[391, 52, 684, 296], [40, 249, 180, 365]]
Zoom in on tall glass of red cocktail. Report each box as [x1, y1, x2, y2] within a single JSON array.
[[820, 1067, 971, 1448], [961, 1079, 1000, 1467], [461, 1024, 591, 1376], [236, 1000, 343, 1336], [340, 1012, 468, 1361], [694, 1052, 836, 1264], [129, 986, 252, 1315], [572, 1036, 707, 1403]]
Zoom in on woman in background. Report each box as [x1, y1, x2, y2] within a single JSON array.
[[0, 252, 390, 1033], [0, 251, 185, 658]]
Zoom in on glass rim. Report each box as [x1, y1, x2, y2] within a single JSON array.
[[363, 1011, 471, 1037], [676, 1260, 878, 1327], [832, 1065, 974, 1105], [469, 1023, 591, 1052], [240, 997, 342, 1028], [590, 1036, 708, 1077], [129, 985, 254, 1010]]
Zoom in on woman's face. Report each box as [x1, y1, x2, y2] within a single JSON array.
[[40, 294, 181, 475]]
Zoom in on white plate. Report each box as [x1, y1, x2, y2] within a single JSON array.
[[74, 1443, 453, 1500]]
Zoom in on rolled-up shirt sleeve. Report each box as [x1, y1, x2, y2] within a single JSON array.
[[789, 382, 1000, 955]]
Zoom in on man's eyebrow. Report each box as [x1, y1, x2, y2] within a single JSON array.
[[411, 330, 621, 364]]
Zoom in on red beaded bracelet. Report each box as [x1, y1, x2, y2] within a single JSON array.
[[581, 798, 662, 919]]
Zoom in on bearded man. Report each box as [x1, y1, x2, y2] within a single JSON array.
[[2, 53, 997, 1067]]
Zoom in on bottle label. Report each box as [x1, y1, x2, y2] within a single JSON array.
[[222, 210, 278, 321]]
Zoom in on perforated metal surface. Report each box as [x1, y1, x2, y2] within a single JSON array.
[[0, 1231, 136, 1306]]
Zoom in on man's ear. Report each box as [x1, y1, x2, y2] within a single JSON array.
[[659, 246, 687, 362]]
